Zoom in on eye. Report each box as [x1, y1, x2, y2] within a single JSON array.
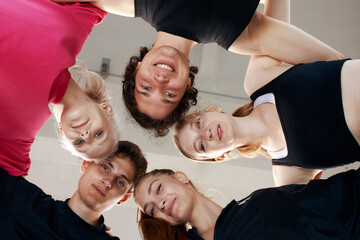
[[150, 205, 156, 216], [141, 85, 151, 90], [196, 121, 201, 129], [157, 184, 161, 194], [101, 165, 109, 172], [74, 140, 84, 146], [95, 131, 103, 137], [117, 179, 125, 187], [200, 141, 206, 152], [165, 92, 175, 98]]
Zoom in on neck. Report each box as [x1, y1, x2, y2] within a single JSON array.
[[154, 31, 196, 58], [68, 190, 102, 226], [189, 194, 223, 240], [232, 107, 269, 147]]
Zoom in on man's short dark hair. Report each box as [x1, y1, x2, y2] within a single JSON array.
[[114, 141, 148, 188], [122, 46, 199, 137]]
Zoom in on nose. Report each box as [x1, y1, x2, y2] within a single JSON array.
[[102, 179, 111, 189], [80, 129, 91, 141], [201, 128, 212, 141], [153, 73, 169, 83], [156, 198, 166, 211]]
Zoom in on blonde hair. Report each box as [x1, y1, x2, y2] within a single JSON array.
[[174, 102, 270, 161], [52, 65, 120, 160]]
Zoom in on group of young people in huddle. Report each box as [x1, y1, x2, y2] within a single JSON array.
[[1, 0, 359, 239]]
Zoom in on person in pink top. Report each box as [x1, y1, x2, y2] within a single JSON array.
[[0, 0, 120, 177]]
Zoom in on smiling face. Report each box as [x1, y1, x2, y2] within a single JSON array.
[[134, 172, 196, 226], [176, 110, 239, 160], [59, 101, 116, 160], [134, 46, 191, 119], [77, 156, 135, 212]]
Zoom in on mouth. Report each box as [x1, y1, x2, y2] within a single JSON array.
[[217, 124, 222, 140], [167, 197, 176, 216], [92, 184, 105, 197], [154, 61, 175, 72], [72, 120, 89, 129]]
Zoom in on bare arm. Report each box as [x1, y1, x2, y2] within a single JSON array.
[[244, 0, 292, 95], [51, 0, 135, 17], [272, 165, 323, 186]]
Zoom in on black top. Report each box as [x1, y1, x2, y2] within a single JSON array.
[[250, 59, 360, 169], [135, 0, 260, 49], [0, 168, 119, 240], [188, 167, 360, 239]]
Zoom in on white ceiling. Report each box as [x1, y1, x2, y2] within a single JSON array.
[[27, 1, 360, 239]]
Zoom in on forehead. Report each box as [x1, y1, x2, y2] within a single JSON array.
[[109, 155, 136, 182], [135, 93, 178, 119]]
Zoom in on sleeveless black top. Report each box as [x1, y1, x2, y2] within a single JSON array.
[[135, 0, 260, 49], [250, 59, 360, 169]]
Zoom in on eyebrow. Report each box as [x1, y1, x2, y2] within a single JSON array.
[[135, 88, 177, 105], [108, 162, 131, 184], [144, 179, 159, 214]]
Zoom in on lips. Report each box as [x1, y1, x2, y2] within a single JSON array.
[[92, 184, 105, 197], [154, 60, 176, 72], [72, 120, 89, 129], [167, 197, 176, 216], [217, 124, 222, 140]]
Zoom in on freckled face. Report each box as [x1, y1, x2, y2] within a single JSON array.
[[134, 46, 191, 119], [177, 112, 238, 160], [78, 156, 135, 212], [60, 101, 115, 160], [135, 174, 196, 226]]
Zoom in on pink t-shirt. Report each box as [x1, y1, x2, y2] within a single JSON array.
[[0, 0, 106, 176]]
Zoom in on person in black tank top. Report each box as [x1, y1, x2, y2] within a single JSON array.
[[134, 168, 360, 240], [173, 1, 360, 186], [72, 0, 344, 136]]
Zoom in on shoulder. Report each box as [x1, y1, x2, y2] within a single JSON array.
[[244, 55, 289, 96]]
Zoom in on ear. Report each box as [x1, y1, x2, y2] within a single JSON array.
[[206, 106, 222, 113], [117, 191, 133, 205], [100, 102, 114, 116], [80, 160, 92, 173], [136, 62, 142, 69], [186, 77, 191, 89], [215, 152, 230, 162], [174, 171, 189, 184], [58, 122, 64, 136]]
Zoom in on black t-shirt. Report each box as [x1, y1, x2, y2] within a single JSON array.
[[250, 59, 360, 169], [188, 167, 360, 239], [0, 168, 119, 240], [135, 0, 260, 50]]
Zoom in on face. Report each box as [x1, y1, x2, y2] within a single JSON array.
[[135, 172, 195, 226], [177, 110, 238, 160], [60, 101, 116, 160], [77, 156, 135, 212], [135, 46, 191, 119]]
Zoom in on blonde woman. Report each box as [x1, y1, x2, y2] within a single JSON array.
[[173, 1, 360, 186], [0, 0, 119, 177]]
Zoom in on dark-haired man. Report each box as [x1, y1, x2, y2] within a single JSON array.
[[0, 141, 147, 239]]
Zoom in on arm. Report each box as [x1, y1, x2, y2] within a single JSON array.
[[272, 165, 323, 186], [230, 1, 344, 65], [244, 0, 292, 95], [51, 0, 135, 17]]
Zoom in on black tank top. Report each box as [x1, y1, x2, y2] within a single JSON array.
[[250, 59, 360, 169], [135, 0, 260, 50]]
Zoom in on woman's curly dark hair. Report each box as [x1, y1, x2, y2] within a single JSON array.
[[122, 46, 199, 137]]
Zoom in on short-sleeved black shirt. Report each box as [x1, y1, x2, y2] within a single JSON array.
[[187, 167, 360, 239], [0, 168, 119, 240], [135, 0, 260, 50]]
